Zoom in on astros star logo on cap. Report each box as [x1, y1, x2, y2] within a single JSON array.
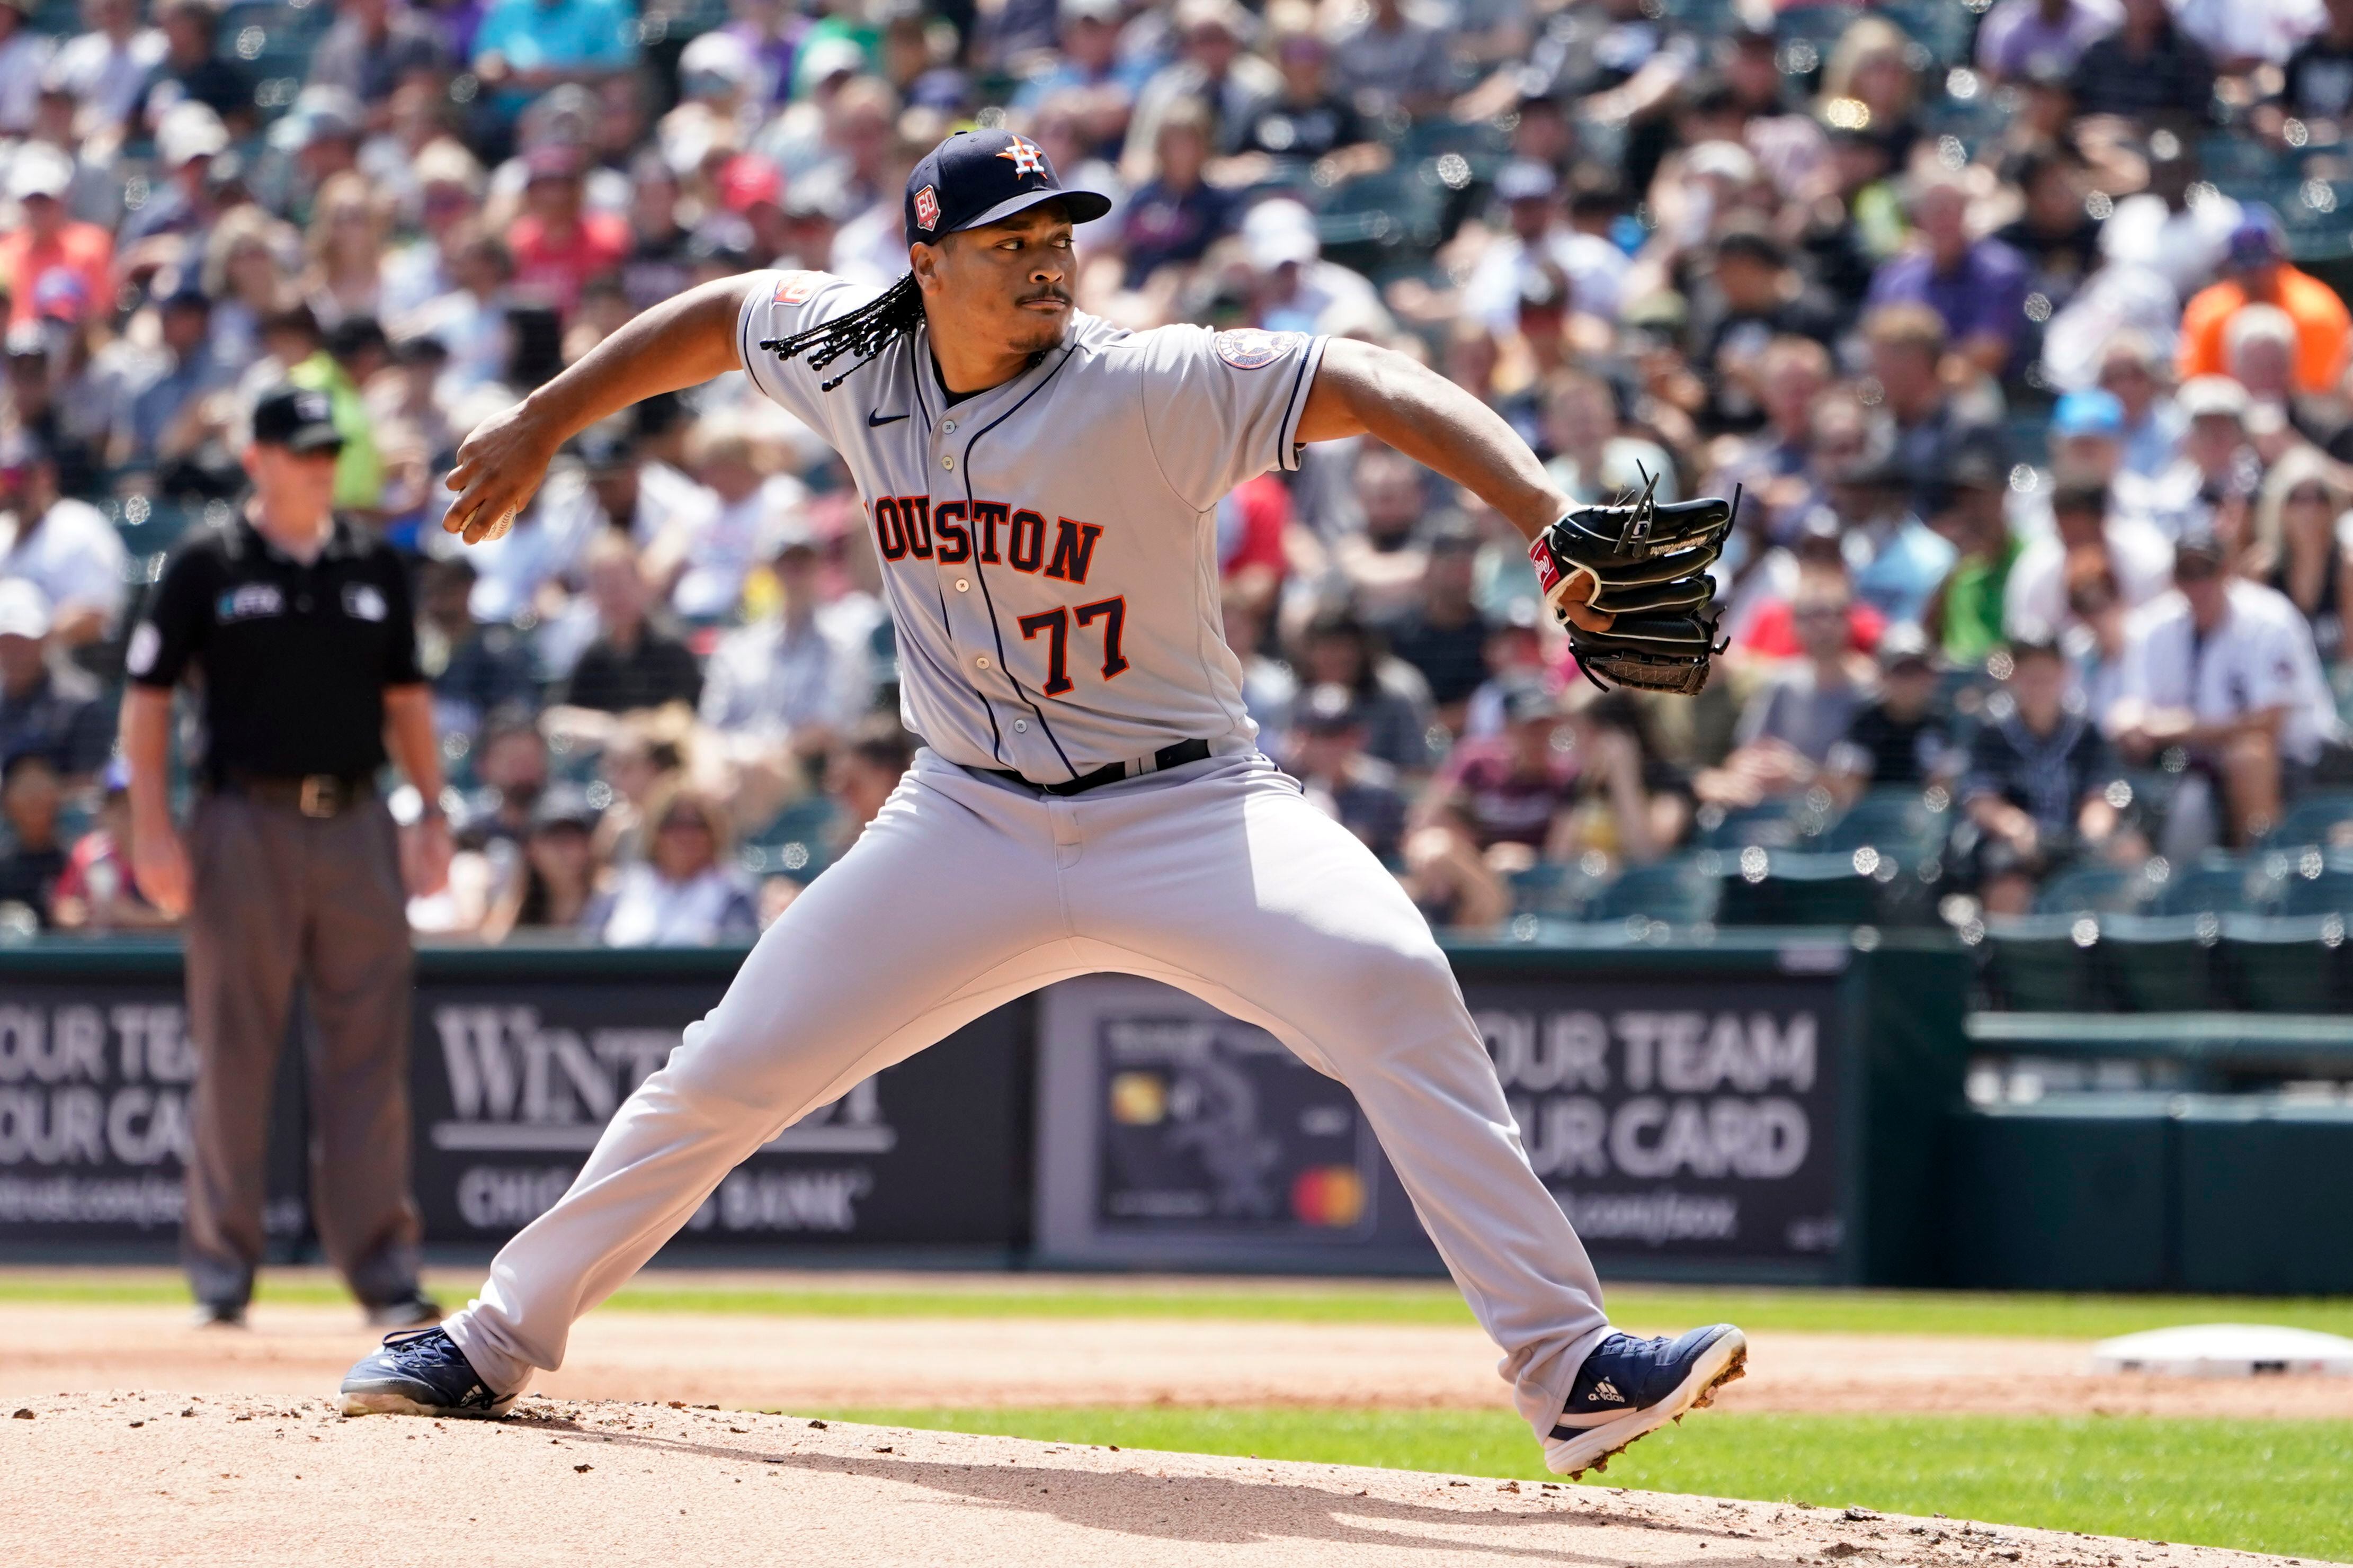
[[995, 135, 1048, 179]]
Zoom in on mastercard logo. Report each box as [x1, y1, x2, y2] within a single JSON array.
[[1109, 1070, 1167, 1125], [1290, 1165, 1366, 1229]]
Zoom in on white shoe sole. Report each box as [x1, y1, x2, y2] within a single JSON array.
[[338, 1388, 518, 1420], [1542, 1326, 1747, 1479]]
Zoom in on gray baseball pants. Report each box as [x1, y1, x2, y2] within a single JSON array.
[[182, 789, 424, 1312], [444, 750, 1611, 1438]]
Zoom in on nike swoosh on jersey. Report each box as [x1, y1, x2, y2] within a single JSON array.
[[868, 410, 910, 426]]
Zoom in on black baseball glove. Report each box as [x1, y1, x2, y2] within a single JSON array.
[[1527, 480, 1737, 697]]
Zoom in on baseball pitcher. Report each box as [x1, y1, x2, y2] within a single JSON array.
[[340, 129, 1743, 1479]]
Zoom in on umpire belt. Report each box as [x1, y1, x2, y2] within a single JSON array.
[[215, 769, 376, 818], [979, 738, 1211, 798]]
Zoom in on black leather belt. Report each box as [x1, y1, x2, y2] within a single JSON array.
[[982, 738, 1212, 798], [216, 769, 375, 818]]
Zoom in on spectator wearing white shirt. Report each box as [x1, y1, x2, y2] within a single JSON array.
[[2110, 530, 2344, 848], [0, 0, 55, 135], [646, 409, 808, 622], [0, 435, 125, 645], [590, 782, 759, 946], [49, 0, 164, 139], [2095, 331, 2186, 480], [699, 514, 880, 756], [1460, 159, 1627, 334], [2008, 477, 2177, 644]]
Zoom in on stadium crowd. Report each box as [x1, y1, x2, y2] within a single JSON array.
[[5, 0, 2353, 944]]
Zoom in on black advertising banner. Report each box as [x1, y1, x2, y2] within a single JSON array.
[[1033, 976, 1441, 1270], [1035, 970, 1848, 1276], [1467, 976, 1846, 1270], [413, 982, 1026, 1250], [0, 982, 309, 1248], [1, 967, 1027, 1255]]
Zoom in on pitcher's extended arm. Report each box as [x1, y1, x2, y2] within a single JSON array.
[[1298, 338, 1609, 632], [441, 275, 763, 544]]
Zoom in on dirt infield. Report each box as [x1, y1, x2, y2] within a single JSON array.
[[3, 1300, 2347, 1419], [1, 1391, 2294, 1568]]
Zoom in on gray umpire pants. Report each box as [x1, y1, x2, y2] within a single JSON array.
[[181, 787, 424, 1311]]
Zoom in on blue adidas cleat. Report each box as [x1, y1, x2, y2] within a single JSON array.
[[1544, 1323, 1746, 1478], [339, 1327, 518, 1419]]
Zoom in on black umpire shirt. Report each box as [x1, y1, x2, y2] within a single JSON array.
[[124, 514, 423, 783]]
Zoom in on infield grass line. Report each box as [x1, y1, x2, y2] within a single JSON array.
[[804, 1406, 2353, 1563], [2, 1267, 2350, 1340]]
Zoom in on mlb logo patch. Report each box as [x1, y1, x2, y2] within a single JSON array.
[[913, 184, 941, 232], [1214, 328, 1301, 370], [772, 271, 819, 305]]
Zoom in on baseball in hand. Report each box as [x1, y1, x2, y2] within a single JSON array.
[[474, 504, 519, 543]]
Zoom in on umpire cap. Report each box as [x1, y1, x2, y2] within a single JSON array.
[[250, 386, 343, 455], [904, 128, 1111, 247]]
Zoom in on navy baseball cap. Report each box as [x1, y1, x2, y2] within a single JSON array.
[[251, 385, 343, 454], [903, 128, 1111, 247]]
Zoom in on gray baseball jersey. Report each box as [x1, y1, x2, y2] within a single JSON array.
[[737, 270, 1324, 779]]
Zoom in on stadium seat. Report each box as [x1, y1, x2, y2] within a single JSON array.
[[1819, 786, 1951, 858], [2274, 849, 2353, 916], [2034, 864, 2147, 916], [1584, 855, 1722, 926], [2262, 791, 2353, 850], [1691, 794, 1819, 850], [1715, 849, 1882, 927], [2143, 852, 2267, 916], [2221, 915, 2349, 1011], [2098, 915, 2229, 1011], [1981, 913, 2111, 1010]]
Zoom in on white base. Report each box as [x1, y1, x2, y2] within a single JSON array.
[[2090, 1323, 2353, 1377]]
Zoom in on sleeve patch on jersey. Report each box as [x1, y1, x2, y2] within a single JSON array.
[[772, 271, 821, 304], [1214, 328, 1304, 370]]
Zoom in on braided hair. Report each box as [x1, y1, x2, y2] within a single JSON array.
[[757, 274, 924, 392]]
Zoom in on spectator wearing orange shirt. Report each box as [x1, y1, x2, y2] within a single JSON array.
[[505, 142, 628, 317], [2177, 207, 2352, 395], [0, 147, 111, 329]]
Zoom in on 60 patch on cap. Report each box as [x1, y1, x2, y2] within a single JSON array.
[[902, 128, 1111, 247]]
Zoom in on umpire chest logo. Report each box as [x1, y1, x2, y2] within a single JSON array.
[[343, 582, 389, 622], [217, 583, 284, 621]]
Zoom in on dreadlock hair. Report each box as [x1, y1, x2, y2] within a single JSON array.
[[759, 274, 924, 392]]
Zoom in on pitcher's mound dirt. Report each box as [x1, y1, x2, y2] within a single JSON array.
[[2, 1391, 2289, 1568]]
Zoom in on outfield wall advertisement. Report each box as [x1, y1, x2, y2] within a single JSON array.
[[1033, 972, 1848, 1275], [0, 974, 1027, 1254]]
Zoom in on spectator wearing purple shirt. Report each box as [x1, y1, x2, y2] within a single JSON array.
[[1974, 0, 2123, 84], [1866, 173, 2030, 380]]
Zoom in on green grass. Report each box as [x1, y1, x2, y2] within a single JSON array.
[[4, 1267, 2350, 1341], [812, 1406, 2353, 1562]]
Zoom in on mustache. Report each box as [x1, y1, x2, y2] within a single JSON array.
[[1017, 288, 1072, 306]]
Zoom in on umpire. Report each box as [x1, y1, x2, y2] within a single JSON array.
[[121, 386, 452, 1328]]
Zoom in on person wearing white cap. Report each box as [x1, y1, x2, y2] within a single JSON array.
[[2143, 373, 2259, 540], [0, 576, 110, 785], [1242, 196, 1390, 338], [0, 143, 111, 330], [118, 100, 230, 247]]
